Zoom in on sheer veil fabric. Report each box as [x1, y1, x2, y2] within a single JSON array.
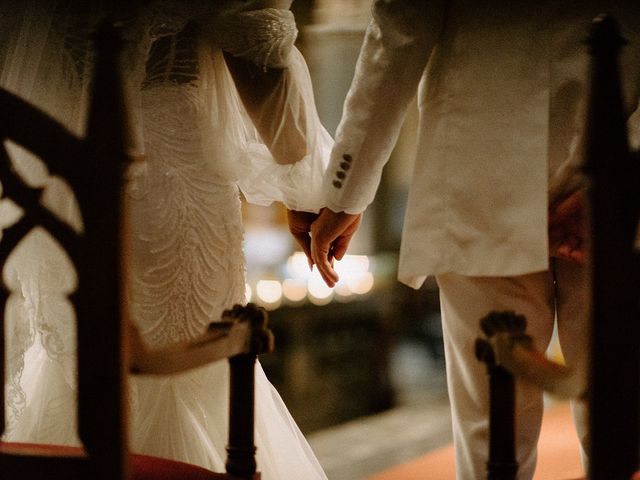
[[0, 1, 330, 478]]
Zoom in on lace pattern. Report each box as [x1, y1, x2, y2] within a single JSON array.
[[128, 85, 246, 347], [207, 8, 298, 70], [3, 228, 78, 434]]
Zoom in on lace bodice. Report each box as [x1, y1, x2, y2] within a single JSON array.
[[206, 7, 297, 70], [128, 85, 246, 347]]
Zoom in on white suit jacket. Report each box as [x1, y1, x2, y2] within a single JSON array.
[[323, 0, 640, 288]]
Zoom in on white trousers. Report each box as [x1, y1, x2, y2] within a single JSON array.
[[436, 259, 590, 480]]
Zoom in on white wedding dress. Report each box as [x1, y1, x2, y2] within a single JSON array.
[[0, 1, 330, 478]]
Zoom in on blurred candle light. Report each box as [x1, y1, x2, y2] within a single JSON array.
[[282, 278, 307, 302], [334, 282, 353, 297], [283, 252, 374, 304], [256, 280, 283, 309], [335, 254, 370, 277], [350, 271, 374, 295], [335, 255, 372, 296], [308, 270, 333, 304], [287, 251, 313, 279]]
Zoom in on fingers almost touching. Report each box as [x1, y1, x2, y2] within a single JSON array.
[[310, 209, 362, 287]]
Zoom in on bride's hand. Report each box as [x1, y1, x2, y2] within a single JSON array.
[[287, 209, 319, 269]]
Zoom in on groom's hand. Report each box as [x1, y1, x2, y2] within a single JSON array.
[[310, 209, 363, 287]]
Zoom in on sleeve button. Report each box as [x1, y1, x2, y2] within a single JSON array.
[[336, 171, 346, 179], [333, 180, 343, 188], [340, 161, 351, 170], [342, 153, 353, 162]]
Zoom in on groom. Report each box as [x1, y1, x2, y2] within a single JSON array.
[[289, 1, 640, 479]]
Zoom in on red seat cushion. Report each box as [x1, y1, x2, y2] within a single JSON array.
[[131, 453, 227, 480], [1, 442, 227, 480]]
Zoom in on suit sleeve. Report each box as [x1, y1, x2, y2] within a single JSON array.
[[323, 0, 446, 214]]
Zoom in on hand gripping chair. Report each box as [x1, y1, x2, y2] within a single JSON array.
[[475, 15, 640, 480], [0, 22, 273, 480]]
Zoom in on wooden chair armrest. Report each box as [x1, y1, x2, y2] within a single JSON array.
[[129, 304, 274, 375], [129, 321, 252, 375], [478, 311, 587, 399], [490, 332, 586, 399]]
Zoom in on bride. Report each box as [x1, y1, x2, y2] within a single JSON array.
[[0, 1, 330, 478]]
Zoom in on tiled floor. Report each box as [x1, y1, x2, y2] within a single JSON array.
[[307, 340, 453, 480]]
